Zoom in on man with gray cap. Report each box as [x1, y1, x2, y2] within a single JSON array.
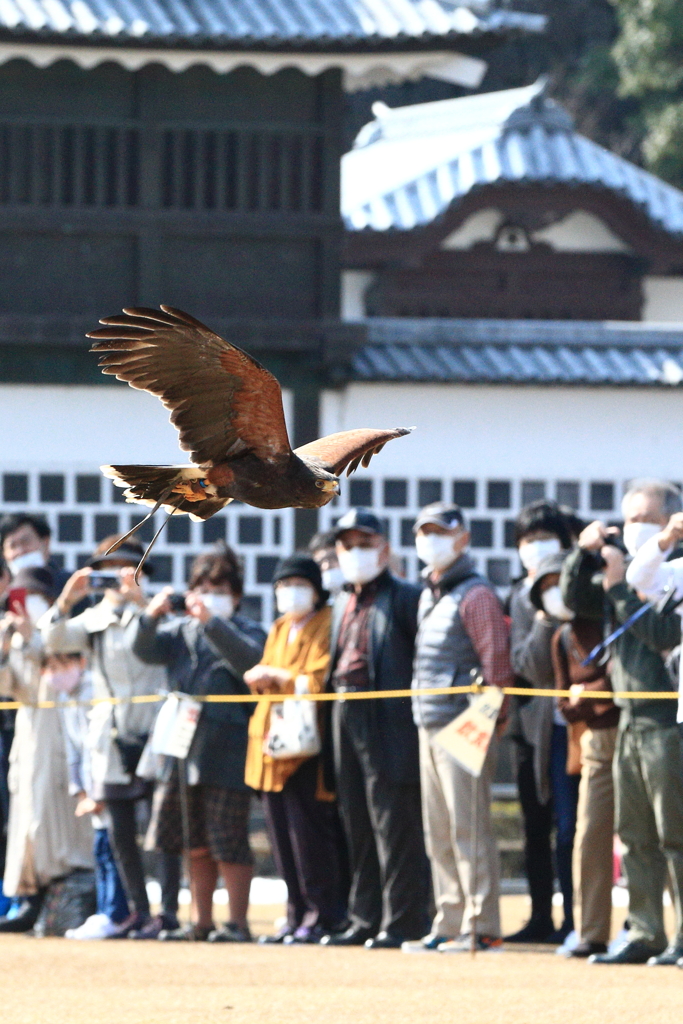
[[406, 503, 511, 953], [320, 509, 427, 949]]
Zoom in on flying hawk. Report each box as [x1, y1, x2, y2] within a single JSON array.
[[88, 306, 413, 575]]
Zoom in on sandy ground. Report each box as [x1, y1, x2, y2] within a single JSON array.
[[1, 897, 680, 1024]]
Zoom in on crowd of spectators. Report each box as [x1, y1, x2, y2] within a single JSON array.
[[1, 482, 682, 966]]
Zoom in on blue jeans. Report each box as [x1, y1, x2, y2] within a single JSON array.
[[94, 828, 129, 924], [549, 724, 580, 930]]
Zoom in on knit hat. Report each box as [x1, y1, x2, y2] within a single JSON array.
[[529, 551, 569, 611], [272, 554, 327, 603]]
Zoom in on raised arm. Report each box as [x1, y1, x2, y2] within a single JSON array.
[[203, 615, 265, 678], [626, 516, 683, 602]]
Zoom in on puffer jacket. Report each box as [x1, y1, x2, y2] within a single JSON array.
[[412, 554, 490, 730]]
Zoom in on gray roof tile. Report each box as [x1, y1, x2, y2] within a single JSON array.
[[0, 0, 542, 45], [351, 318, 683, 386], [343, 82, 683, 238]]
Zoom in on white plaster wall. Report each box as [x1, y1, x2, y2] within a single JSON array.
[[0, 384, 293, 470], [321, 383, 683, 487], [341, 271, 376, 321], [642, 277, 683, 322]]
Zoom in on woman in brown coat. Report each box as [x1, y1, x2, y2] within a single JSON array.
[[244, 554, 343, 944]]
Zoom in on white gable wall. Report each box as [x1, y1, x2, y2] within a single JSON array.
[[320, 382, 683, 584]]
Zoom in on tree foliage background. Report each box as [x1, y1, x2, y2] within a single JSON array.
[[347, 1, 683, 190]]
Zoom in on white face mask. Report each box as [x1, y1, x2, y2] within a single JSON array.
[[519, 538, 562, 574], [415, 532, 460, 571], [623, 522, 662, 558], [201, 593, 234, 619], [24, 594, 50, 625], [275, 584, 316, 617], [321, 567, 345, 595], [8, 548, 46, 576], [44, 664, 81, 695], [541, 585, 574, 621], [337, 546, 383, 586]]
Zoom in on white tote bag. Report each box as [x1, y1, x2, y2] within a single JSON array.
[[264, 675, 321, 760], [150, 692, 202, 759]]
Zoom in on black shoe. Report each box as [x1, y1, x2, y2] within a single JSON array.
[[320, 925, 374, 947], [283, 924, 327, 945], [647, 943, 683, 966], [589, 940, 664, 965], [0, 898, 42, 934], [106, 912, 150, 939], [569, 941, 608, 958], [504, 919, 556, 944], [258, 926, 294, 945], [208, 922, 252, 943], [158, 924, 212, 942], [364, 931, 404, 950], [129, 914, 179, 940]]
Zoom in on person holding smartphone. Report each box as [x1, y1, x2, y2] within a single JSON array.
[[41, 536, 166, 938]]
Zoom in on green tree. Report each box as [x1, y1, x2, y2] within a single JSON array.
[[612, 0, 683, 185]]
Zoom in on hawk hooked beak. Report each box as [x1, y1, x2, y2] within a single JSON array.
[[317, 479, 340, 494]]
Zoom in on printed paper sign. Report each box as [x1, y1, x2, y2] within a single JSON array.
[[434, 687, 504, 777], [151, 692, 202, 759]]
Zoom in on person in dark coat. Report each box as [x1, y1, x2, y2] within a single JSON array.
[[320, 509, 428, 949], [131, 545, 265, 943]]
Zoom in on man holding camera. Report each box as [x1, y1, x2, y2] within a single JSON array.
[[561, 480, 683, 965]]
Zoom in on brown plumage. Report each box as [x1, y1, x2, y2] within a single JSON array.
[[88, 306, 413, 572]]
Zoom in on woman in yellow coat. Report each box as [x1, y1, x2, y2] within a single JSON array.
[[244, 555, 343, 944]]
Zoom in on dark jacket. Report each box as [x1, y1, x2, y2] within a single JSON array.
[[131, 612, 266, 789], [326, 570, 421, 785], [561, 547, 679, 728]]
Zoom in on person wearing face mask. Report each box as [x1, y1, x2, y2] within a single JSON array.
[[562, 479, 683, 965], [41, 536, 166, 938], [405, 504, 511, 954], [243, 555, 343, 944], [309, 529, 346, 597], [532, 563, 620, 960], [0, 513, 71, 592], [0, 568, 94, 933], [131, 545, 265, 943], [320, 509, 427, 949], [506, 501, 575, 945]]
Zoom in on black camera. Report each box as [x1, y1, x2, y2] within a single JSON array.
[[168, 592, 188, 613], [89, 572, 120, 592]]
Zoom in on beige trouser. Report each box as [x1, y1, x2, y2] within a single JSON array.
[[419, 727, 501, 938], [573, 726, 617, 944]]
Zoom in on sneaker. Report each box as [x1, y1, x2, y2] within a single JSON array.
[[647, 942, 683, 966], [66, 914, 119, 940], [258, 925, 295, 945], [208, 922, 252, 943], [402, 934, 454, 953], [438, 934, 503, 953], [556, 929, 579, 956], [129, 914, 180, 940]]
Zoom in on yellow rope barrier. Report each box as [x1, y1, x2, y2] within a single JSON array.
[[0, 683, 679, 712]]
